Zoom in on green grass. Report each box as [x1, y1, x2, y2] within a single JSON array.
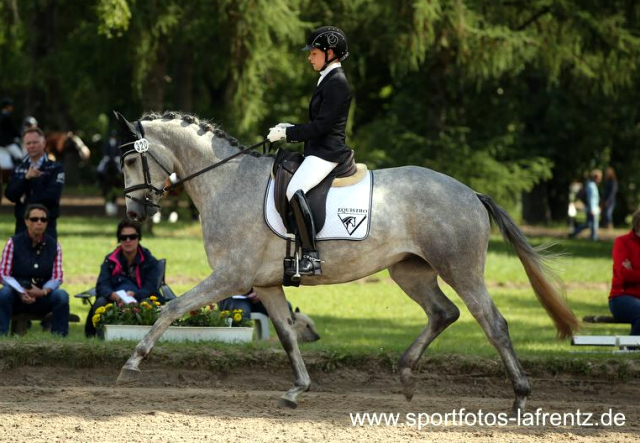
[[0, 214, 636, 365]]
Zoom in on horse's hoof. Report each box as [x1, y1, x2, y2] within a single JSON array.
[[403, 390, 415, 402], [116, 367, 141, 386], [400, 369, 416, 402], [278, 397, 298, 409], [511, 397, 527, 417]]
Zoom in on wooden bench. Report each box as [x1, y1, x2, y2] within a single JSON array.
[[571, 335, 640, 350], [11, 312, 81, 335], [571, 315, 637, 351], [582, 315, 625, 324]]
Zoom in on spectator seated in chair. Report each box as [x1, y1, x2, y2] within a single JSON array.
[[218, 288, 320, 342], [0, 204, 69, 336], [85, 219, 163, 338], [609, 207, 640, 339]]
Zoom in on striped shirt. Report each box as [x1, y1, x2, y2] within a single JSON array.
[[0, 237, 63, 292]]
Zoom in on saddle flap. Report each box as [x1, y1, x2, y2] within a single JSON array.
[[273, 150, 304, 231], [271, 148, 360, 234]]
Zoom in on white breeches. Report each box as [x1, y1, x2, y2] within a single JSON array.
[[286, 155, 338, 201]]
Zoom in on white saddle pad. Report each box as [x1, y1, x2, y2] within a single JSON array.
[[263, 171, 373, 241]]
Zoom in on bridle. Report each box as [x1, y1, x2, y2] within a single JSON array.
[[119, 120, 270, 209], [119, 121, 172, 209]]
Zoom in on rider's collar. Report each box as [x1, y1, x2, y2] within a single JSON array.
[[317, 62, 341, 86]]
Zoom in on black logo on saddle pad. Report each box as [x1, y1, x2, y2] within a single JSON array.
[[338, 208, 368, 236]]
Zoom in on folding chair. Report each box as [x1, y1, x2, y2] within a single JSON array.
[[74, 258, 176, 306]]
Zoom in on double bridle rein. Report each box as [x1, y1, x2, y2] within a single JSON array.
[[119, 120, 269, 209]]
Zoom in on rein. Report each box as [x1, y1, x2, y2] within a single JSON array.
[[119, 120, 270, 209], [163, 139, 270, 193]]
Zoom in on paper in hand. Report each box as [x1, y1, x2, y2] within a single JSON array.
[[116, 290, 137, 304]]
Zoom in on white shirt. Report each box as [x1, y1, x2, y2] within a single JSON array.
[[317, 62, 342, 86], [29, 155, 45, 169]]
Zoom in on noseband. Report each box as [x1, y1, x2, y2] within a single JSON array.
[[119, 120, 270, 210]]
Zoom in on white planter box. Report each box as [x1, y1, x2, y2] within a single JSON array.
[[104, 324, 254, 343]]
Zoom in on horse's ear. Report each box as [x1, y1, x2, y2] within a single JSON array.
[[295, 307, 300, 313], [112, 110, 137, 138]]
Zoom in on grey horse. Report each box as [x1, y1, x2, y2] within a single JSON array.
[[113, 111, 579, 413]]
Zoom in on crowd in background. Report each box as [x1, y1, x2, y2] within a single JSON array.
[[568, 167, 619, 242]]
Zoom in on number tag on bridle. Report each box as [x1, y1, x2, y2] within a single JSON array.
[[134, 138, 149, 153]]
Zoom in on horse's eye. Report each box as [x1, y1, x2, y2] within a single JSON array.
[[125, 158, 136, 166]]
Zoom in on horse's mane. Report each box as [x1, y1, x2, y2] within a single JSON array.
[[140, 111, 264, 158]]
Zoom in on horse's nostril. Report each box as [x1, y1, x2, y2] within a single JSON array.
[[127, 212, 138, 220]]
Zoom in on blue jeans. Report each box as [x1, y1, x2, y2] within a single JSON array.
[[218, 297, 291, 320], [603, 203, 615, 227], [218, 297, 267, 320], [609, 295, 640, 335], [0, 285, 69, 336], [572, 211, 599, 241]]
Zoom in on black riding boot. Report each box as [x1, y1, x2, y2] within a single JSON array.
[[288, 190, 322, 276]]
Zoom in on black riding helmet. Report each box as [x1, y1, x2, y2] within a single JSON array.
[[302, 26, 349, 69]]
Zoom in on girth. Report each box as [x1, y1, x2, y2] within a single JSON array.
[[272, 149, 358, 233]]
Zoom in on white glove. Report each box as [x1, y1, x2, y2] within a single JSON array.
[[267, 126, 286, 142], [267, 123, 293, 143]]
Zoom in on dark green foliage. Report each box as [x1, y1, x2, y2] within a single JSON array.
[[2, 1, 640, 218]]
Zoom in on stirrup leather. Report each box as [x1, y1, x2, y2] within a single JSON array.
[[283, 191, 324, 280]]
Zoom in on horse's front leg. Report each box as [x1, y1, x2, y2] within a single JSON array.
[[117, 273, 247, 385], [256, 286, 310, 408]]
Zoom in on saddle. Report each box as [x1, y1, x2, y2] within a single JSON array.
[[272, 149, 367, 233]]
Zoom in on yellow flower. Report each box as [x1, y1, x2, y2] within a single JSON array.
[[221, 310, 230, 317], [233, 313, 242, 323], [140, 301, 150, 308], [149, 295, 158, 301], [92, 314, 101, 327], [153, 301, 161, 306], [95, 306, 106, 315], [105, 303, 113, 310]]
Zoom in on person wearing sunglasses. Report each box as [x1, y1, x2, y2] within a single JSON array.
[[85, 219, 162, 337], [0, 204, 69, 336]]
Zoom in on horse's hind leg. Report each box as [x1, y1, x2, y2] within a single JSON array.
[[451, 281, 531, 414], [389, 257, 460, 402], [255, 286, 310, 409]]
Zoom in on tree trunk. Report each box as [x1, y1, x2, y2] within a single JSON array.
[[522, 182, 551, 224], [174, 46, 194, 112], [142, 37, 168, 111]]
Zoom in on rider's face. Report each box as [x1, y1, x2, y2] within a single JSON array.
[[308, 48, 333, 72], [23, 132, 46, 160]]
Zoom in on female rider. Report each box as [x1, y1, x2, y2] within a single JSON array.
[[267, 26, 353, 277]]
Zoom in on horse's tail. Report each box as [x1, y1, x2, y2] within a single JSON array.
[[476, 193, 579, 339]]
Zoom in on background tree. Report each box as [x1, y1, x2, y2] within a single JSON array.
[[1, 0, 639, 222]]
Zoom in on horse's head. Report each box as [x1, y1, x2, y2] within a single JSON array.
[[113, 111, 174, 221]]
